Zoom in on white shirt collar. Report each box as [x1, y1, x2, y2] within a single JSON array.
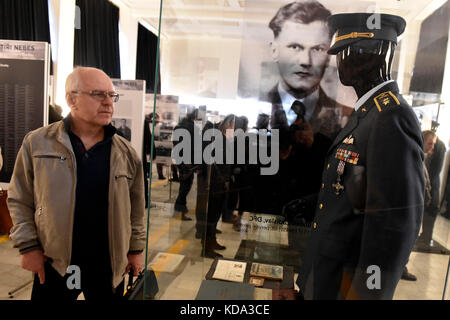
[[354, 80, 395, 111], [278, 83, 319, 125]]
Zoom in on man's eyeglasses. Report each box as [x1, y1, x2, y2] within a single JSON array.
[[72, 90, 120, 102]]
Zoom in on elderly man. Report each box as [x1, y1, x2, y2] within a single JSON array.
[[8, 67, 146, 300]]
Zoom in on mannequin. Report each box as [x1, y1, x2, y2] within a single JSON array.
[[296, 13, 425, 300], [337, 40, 396, 98], [337, 37, 421, 282]]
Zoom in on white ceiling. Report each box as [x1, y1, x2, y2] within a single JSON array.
[[114, 0, 447, 39]]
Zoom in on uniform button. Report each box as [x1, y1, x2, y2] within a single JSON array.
[[319, 203, 324, 210], [327, 164, 330, 169]]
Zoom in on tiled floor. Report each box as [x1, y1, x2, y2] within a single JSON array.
[[1, 165, 449, 300], [0, 239, 33, 300]]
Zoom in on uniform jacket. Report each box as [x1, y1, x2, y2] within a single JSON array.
[[8, 120, 146, 288], [265, 85, 353, 140], [298, 81, 425, 300]]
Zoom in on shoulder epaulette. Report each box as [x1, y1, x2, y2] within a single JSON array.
[[373, 91, 400, 112]]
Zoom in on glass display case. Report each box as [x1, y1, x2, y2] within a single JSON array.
[[142, 0, 450, 300], [2, 0, 450, 303]]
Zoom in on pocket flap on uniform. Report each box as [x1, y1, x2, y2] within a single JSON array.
[[344, 165, 366, 214]]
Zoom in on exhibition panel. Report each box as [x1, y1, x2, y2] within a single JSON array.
[[0, 40, 50, 184], [141, 0, 450, 300]]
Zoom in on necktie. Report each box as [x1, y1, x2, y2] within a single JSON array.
[[291, 100, 306, 122]]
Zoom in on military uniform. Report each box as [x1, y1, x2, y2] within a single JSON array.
[[297, 80, 425, 299]]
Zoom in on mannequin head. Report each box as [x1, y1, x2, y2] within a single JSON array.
[[336, 39, 396, 97], [326, 13, 406, 98]]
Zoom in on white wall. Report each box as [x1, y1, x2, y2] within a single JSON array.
[[48, 0, 141, 116], [110, 0, 139, 80], [160, 37, 242, 99], [48, 0, 76, 116], [397, 20, 423, 94]]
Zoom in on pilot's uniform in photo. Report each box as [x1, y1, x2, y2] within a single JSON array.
[[297, 13, 425, 300]]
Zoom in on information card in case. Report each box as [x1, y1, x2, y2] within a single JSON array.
[[249, 276, 265, 287], [212, 260, 246, 283], [250, 263, 283, 280], [196, 280, 254, 300]]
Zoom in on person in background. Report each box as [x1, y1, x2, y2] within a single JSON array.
[[195, 120, 214, 239], [227, 116, 254, 231], [148, 113, 165, 180], [49, 104, 63, 124], [418, 128, 445, 247], [173, 109, 200, 221], [202, 114, 235, 258], [440, 139, 450, 219], [143, 113, 157, 208], [148, 112, 179, 181], [254, 113, 270, 131], [401, 134, 433, 282], [117, 118, 131, 141], [8, 67, 146, 300]]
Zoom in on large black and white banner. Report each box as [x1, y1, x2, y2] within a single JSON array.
[[0, 40, 50, 184]]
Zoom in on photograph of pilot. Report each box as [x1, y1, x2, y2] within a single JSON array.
[[237, 1, 352, 214], [230, 1, 358, 272], [264, 0, 352, 139]]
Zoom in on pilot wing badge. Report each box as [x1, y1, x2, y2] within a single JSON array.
[[343, 135, 354, 145]]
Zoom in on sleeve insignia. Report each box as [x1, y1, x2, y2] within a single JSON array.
[[374, 91, 400, 112]]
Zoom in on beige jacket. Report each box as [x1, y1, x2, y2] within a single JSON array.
[[8, 121, 146, 288]]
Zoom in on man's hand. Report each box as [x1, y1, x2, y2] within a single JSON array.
[[126, 252, 144, 276], [21, 249, 46, 284]]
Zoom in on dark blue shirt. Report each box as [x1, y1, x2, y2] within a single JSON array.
[[63, 116, 117, 267]]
